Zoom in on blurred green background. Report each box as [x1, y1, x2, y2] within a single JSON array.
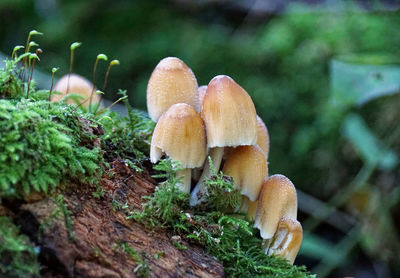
[[1, 0, 399, 277]]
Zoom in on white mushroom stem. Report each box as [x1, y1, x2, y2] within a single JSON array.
[[175, 168, 191, 193], [189, 147, 224, 206]]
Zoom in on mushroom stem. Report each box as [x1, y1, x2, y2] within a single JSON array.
[[175, 168, 191, 193], [237, 196, 249, 213], [189, 147, 224, 206]]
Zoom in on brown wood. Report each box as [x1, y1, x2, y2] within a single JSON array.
[[11, 159, 223, 278]]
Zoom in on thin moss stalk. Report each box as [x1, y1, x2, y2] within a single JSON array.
[[26, 53, 40, 98], [89, 54, 108, 108], [49, 67, 59, 104], [102, 59, 120, 92], [22, 30, 42, 79], [67, 42, 82, 94]]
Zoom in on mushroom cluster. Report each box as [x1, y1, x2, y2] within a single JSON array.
[[147, 57, 302, 264]]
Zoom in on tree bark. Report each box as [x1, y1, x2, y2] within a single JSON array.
[[7, 159, 223, 278]]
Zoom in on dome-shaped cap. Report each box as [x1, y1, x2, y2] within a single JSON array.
[[202, 75, 257, 148], [254, 174, 297, 240], [150, 103, 206, 168], [147, 57, 199, 122], [52, 74, 98, 106], [223, 145, 267, 201]]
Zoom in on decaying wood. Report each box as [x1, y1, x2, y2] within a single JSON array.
[[9, 159, 223, 278]]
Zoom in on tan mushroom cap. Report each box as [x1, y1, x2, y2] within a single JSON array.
[[202, 75, 257, 148], [256, 115, 270, 159], [223, 145, 267, 201], [267, 217, 303, 264], [254, 174, 297, 240], [198, 85, 207, 106], [150, 103, 206, 168], [147, 57, 199, 122], [51, 74, 99, 106]]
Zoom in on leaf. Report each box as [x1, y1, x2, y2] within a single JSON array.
[[342, 113, 398, 170], [331, 55, 400, 108], [300, 232, 341, 263]]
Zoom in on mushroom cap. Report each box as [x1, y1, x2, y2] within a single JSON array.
[[146, 57, 199, 122], [198, 85, 207, 106], [52, 74, 98, 106], [150, 103, 206, 168], [256, 115, 270, 159], [201, 75, 257, 148], [254, 174, 297, 240], [267, 217, 303, 264], [223, 145, 267, 201]]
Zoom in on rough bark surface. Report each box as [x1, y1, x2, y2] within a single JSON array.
[[7, 159, 223, 278]]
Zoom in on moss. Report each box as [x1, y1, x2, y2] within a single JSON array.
[[0, 99, 103, 198], [0, 54, 28, 99], [129, 159, 315, 278], [114, 242, 150, 278], [0, 216, 40, 278], [100, 90, 155, 171]]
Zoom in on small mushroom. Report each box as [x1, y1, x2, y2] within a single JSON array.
[[150, 103, 206, 193], [256, 115, 270, 159], [51, 74, 99, 107], [266, 217, 303, 264], [254, 174, 297, 241], [146, 57, 199, 122], [190, 75, 257, 206], [223, 145, 267, 206]]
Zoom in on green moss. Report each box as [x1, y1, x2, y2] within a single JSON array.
[[129, 159, 315, 278], [115, 242, 150, 278], [100, 89, 154, 170], [0, 216, 40, 277], [0, 54, 29, 99], [0, 99, 103, 198]]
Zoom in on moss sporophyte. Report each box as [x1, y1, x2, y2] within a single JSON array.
[[0, 32, 313, 277]]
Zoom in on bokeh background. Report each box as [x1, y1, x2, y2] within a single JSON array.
[[1, 0, 400, 277]]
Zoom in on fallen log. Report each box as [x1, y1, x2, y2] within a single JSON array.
[[10, 159, 223, 278]]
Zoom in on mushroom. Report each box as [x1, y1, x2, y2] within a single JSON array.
[[51, 74, 99, 107], [222, 145, 267, 209], [266, 217, 303, 264], [146, 57, 199, 122], [190, 75, 257, 206], [254, 174, 297, 242], [256, 115, 270, 159], [150, 103, 206, 193]]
